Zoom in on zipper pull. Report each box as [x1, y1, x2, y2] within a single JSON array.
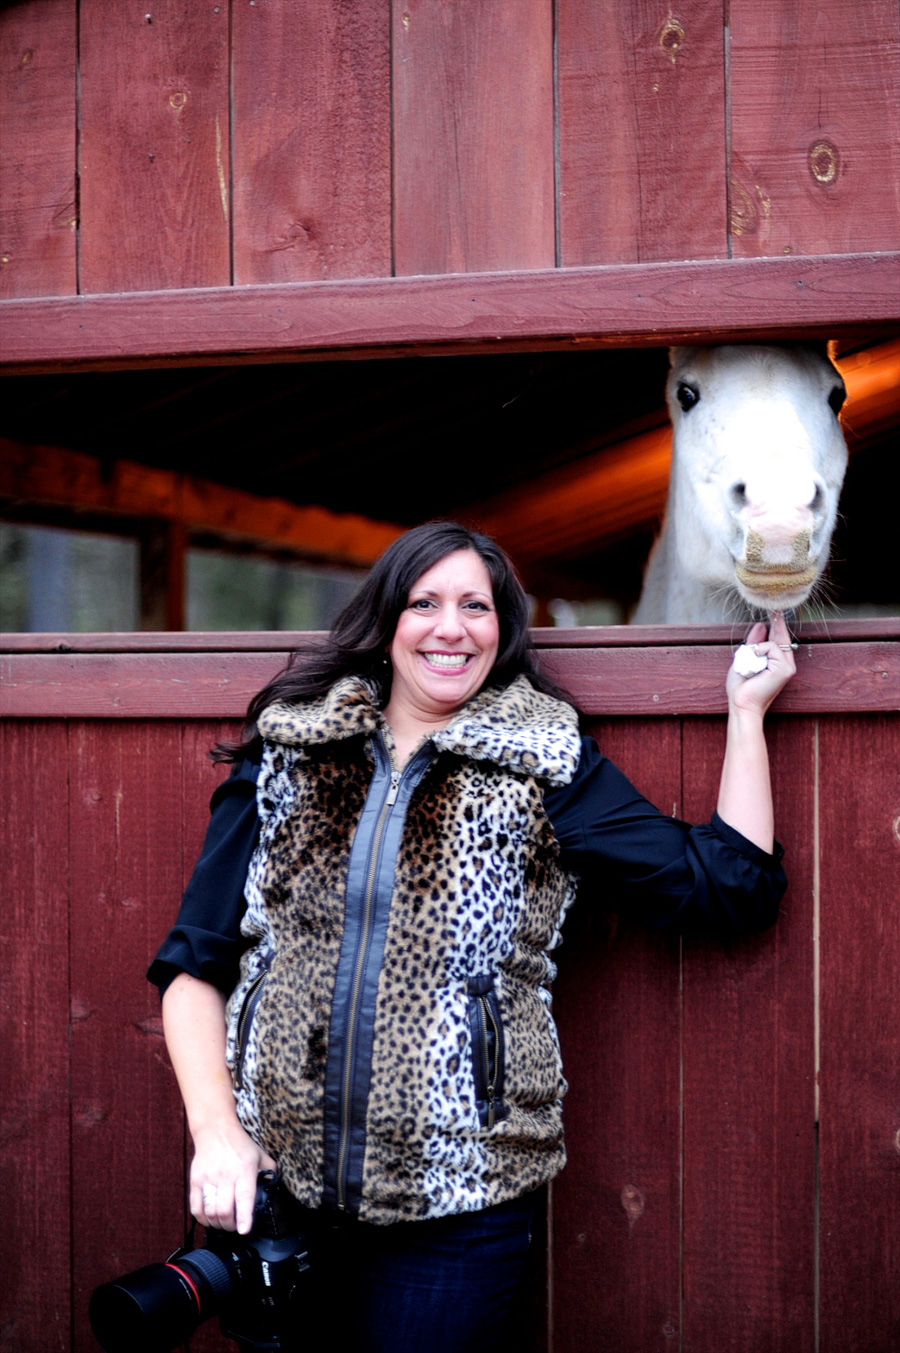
[[386, 771, 400, 807]]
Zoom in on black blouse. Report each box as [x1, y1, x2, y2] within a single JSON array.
[[148, 737, 786, 999]]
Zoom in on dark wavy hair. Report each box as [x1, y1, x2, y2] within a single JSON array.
[[215, 520, 570, 763]]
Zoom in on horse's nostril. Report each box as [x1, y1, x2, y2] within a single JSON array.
[[810, 483, 824, 513], [730, 482, 748, 509]]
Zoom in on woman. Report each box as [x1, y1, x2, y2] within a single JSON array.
[[149, 521, 794, 1352]]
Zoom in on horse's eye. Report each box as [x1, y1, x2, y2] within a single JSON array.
[[828, 384, 846, 416], [677, 382, 700, 412]]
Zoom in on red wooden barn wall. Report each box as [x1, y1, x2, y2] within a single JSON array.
[[1, 0, 897, 364], [2, 622, 898, 1353]]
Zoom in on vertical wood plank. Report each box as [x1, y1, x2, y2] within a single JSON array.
[[78, 1, 230, 294], [172, 721, 240, 1353], [818, 714, 900, 1352], [0, 721, 71, 1353], [0, 0, 76, 299], [557, 0, 728, 265], [393, 0, 554, 275], [729, 0, 900, 257], [68, 721, 188, 1351], [552, 719, 683, 1352], [232, 0, 391, 285], [681, 716, 816, 1353]]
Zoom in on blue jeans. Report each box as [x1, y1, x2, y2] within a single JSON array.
[[291, 1191, 539, 1353]]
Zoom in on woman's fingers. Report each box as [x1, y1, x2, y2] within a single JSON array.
[[234, 1169, 260, 1237], [191, 1172, 238, 1232], [728, 612, 797, 712], [190, 1140, 278, 1234]]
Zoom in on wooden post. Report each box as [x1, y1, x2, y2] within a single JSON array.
[[138, 520, 185, 631]]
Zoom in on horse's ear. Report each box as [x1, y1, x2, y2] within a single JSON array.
[[798, 339, 835, 364]]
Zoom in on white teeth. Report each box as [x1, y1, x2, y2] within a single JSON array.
[[423, 653, 469, 668]]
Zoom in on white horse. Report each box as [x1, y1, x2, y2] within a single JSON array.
[[633, 343, 849, 624]]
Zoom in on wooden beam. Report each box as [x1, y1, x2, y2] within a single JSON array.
[[1, 620, 897, 717], [471, 339, 900, 565], [138, 520, 185, 631], [0, 253, 897, 373], [0, 438, 403, 568]]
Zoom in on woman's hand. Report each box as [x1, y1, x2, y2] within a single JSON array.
[[725, 611, 797, 717], [717, 611, 796, 853], [189, 1121, 277, 1235], [162, 972, 277, 1236]]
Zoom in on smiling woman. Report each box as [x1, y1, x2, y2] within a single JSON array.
[[148, 520, 794, 1353]]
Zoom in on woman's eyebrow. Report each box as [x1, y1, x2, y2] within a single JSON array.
[[409, 588, 492, 600]]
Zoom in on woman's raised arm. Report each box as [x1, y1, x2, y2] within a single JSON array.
[[162, 972, 275, 1235], [716, 611, 797, 853]]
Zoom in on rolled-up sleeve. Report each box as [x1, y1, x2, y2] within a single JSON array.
[[544, 737, 786, 936], [147, 759, 261, 998]]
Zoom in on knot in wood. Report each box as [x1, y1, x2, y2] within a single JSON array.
[[621, 1183, 646, 1224], [809, 139, 839, 185], [659, 18, 685, 62]]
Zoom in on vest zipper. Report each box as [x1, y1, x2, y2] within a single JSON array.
[[335, 768, 400, 1211], [232, 967, 269, 1092], [479, 994, 500, 1131]]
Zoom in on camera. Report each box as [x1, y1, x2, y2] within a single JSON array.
[[89, 1170, 309, 1353]]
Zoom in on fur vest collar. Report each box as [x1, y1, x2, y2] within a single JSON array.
[[257, 673, 580, 787]]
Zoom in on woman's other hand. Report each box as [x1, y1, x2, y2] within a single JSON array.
[[189, 1122, 277, 1235], [725, 610, 797, 716]]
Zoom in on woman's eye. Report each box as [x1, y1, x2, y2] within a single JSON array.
[[409, 598, 434, 610], [464, 601, 489, 612]]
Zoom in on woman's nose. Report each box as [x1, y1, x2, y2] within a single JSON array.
[[434, 605, 466, 639]]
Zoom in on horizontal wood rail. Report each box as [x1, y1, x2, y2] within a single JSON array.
[[1, 253, 898, 373], [2, 620, 897, 717]]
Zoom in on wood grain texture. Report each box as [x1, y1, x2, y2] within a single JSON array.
[[67, 722, 188, 1348], [558, 0, 728, 265], [177, 720, 252, 1353], [729, 0, 900, 257], [2, 637, 898, 718], [553, 719, 683, 1351], [2, 252, 897, 371], [393, 0, 554, 275], [0, 0, 76, 299], [0, 721, 71, 1353], [232, 0, 391, 285], [680, 716, 817, 1352], [817, 714, 900, 1352], [78, 1, 229, 294], [3, 617, 894, 653]]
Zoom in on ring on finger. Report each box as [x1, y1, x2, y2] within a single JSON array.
[[202, 1186, 217, 1207]]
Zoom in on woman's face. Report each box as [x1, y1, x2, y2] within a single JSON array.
[[387, 549, 500, 723]]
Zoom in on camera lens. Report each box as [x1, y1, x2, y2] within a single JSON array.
[[89, 1249, 232, 1353]]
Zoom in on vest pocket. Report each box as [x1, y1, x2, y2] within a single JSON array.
[[467, 974, 510, 1130], [232, 968, 268, 1092]]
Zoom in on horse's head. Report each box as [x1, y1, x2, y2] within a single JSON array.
[[666, 344, 848, 614]]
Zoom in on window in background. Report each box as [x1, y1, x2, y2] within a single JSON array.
[[0, 523, 139, 631], [0, 525, 365, 632], [186, 549, 364, 631]]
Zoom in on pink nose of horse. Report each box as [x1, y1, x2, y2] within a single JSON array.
[[734, 473, 825, 568]]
